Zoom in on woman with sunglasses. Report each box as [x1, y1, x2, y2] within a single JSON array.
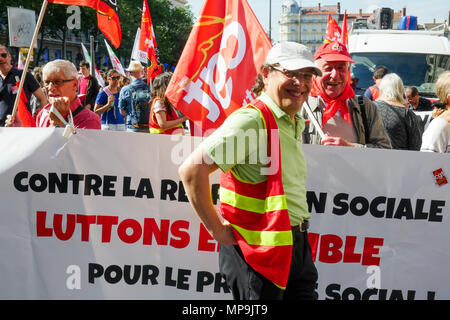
[[93, 69, 125, 131]]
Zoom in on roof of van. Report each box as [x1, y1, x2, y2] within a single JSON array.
[[349, 29, 450, 55]]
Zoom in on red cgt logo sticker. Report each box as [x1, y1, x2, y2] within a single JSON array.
[[433, 168, 448, 186]]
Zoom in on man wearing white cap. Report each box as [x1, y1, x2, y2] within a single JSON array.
[[118, 60, 151, 133], [179, 42, 320, 300]]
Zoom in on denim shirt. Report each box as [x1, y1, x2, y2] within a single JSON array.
[[118, 78, 149, 128]]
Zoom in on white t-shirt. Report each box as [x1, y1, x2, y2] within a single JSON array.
[[420, 117, 450, 153]]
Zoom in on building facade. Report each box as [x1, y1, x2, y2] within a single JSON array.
[[170, 0, 188, 8], [279, 1, 405, 53]]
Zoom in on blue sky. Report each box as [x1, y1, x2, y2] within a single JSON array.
[[186, 0, 449, 42]]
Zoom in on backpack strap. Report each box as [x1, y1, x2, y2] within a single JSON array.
[[357, 95, 370, 143]]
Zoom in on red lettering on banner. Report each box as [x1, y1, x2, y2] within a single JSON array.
[[36, 211, 54, 237], [97, 215, 119, 242], [169, 220, 190, 249], [142, 219, 170, 245], [118, 219, 143, 244], [198, 223, 220, 252], [36, 211, 190, 249], [77, 215, 96, 242], [54, 213, 76, 240], [308, 233, 384, 266]]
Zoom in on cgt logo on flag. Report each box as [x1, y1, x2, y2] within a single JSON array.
[[433, 168, 448, 186], [165, 0, 272, 135]]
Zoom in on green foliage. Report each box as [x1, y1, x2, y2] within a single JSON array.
[[0, 0, 194, 69]]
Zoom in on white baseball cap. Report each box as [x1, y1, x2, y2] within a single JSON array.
[[265, 42, 322, 76]]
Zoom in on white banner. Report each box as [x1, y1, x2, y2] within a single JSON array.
[[0, 128, 449, 300], [7, 7, 37, 49]]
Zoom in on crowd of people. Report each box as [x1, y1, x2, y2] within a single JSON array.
[[1, 42, 449, 153], [1, 40, 450, 301], [0, 44, 185, 134]]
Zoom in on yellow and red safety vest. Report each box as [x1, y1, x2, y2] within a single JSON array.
[[149, 98, 184, 134], [219, 99, 293, 289]]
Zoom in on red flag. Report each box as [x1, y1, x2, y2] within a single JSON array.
[[165, 0, 272, 135], [340, 10, 348, 48], [324, 13, 341, 44], [48, 0, 121, 48], [15, 80, 36, 127], [139, 0, 162, 83]]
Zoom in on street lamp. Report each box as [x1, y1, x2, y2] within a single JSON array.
[[269, 0, 272, 42]]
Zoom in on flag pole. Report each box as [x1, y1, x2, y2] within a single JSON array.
[[302, 102, 326, 139], [11, 0, 49, 120]]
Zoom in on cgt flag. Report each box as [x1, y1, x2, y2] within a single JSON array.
[[165, 0, 272, 135], [339, 10, 349, 49], [139, 0, 162, 83], [48, 0, 121, 48], [324, 13, 341, 44]]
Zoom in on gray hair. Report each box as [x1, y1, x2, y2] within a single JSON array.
[[378, 73, 406, 104], [42, 59, 78, 80]]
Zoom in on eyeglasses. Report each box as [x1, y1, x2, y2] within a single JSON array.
[[110, 76, 120, 80], [43, 79, 74, 88], [0, 53, 8, 58], [272, 66, 314, 81]]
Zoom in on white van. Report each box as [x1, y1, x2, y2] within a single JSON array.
[[349, 29, 450, 98]]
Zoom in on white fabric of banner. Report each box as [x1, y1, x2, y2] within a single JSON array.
[[0, 128, 449, 300]]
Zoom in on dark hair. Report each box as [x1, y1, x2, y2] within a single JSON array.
[[405, 86, 419, 97], [251, 64, 277, 96], [107, 69, 119, 78], [79, 60, 90, 68], [151, 72, 174, 115], [373, 65, 389, 79]]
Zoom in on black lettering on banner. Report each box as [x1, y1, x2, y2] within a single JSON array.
[[165, 267, 191, 290], [84, 174, 102, 196], [102, 175, 117, 197], [429, 200, 445, 222], [13, 171, 28, 192], [211, 184, 220, 205], [324, 283, 436, 300], [394, 198, 414, 220], [306, 191, 327, 213], [369, 196, 386, 218], [329, 193, 446, 222], [161, 179, 178, 200], [196, 271, 214, 292], [88, 263, 160, 285], [123, 177, 154, 198], [332, 193, 349, 215], [177, 181, 189, 202], [48, 172, 68, 193], [350, 196, 369, 216], [29, 173, 47, 192], [123, 176, 135, 197], [69, 174, 84, 194]]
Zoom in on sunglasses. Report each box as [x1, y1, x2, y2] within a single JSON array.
[[110, 76, 120, 80], [0, 53, 8, 58]]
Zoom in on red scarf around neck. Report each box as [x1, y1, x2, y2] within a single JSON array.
[[310, 78, 355, 127]]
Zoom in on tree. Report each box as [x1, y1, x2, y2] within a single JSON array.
[[0, 0, 194, 69], [116, 0, 194, 68]]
